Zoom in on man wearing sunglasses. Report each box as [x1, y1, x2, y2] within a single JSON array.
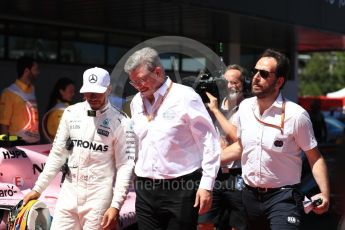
[[222, 49, 329, 230], [124, 47, 220, 230]]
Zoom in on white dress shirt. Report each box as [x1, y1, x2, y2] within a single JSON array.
[[237, 93, 317, 188], [130, 78, 220, 190]]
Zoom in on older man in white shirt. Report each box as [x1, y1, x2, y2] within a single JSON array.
[[124, 47, 220, 230]]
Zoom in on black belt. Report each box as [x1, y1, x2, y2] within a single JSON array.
[[137, 169, 202, 183], [245, 184, 299, 194], [220, 168, 242, 175]]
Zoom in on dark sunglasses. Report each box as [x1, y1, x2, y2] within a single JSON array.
[[252, 68, 275, 79]]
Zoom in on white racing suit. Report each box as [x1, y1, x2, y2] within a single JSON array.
[[33, 101, 135, 230]]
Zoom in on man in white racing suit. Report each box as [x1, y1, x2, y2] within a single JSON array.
[[23, 67, 135, 230]]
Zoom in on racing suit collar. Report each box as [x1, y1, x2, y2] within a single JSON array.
[[85, 100, 110, 117]]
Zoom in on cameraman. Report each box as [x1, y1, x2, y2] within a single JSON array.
[[198, 65, 248, 230]]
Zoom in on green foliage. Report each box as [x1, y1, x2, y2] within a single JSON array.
[[299, 52, 345, 96]]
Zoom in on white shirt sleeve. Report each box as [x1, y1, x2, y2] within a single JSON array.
[[293, 111, 318, 151], [187, 93, 220, 190]]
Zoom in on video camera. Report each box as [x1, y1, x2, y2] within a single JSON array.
[[194, 73, 227, 103]]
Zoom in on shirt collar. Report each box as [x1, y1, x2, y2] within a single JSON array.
[[84, 100, 110, 116], [272, 93, 284, 109], [15, 79, 33, 92], [57, 99, 70, 106], [253, 93, 284, 116], [152, 77, 171, 100]]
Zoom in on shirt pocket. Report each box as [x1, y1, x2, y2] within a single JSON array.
[[270, 133, 290, 153]]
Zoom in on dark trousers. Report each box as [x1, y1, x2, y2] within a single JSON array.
[[242, 185, 304, 230], [198, 168, 247, 230], [135, 170, 201, 230]]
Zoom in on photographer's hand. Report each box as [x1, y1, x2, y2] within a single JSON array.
[[205, 91, 237, 142], [205, 92, 219, 113]]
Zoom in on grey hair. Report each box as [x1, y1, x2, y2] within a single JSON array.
[[226, 64, 247, 85], [124, 47, 164, 75]]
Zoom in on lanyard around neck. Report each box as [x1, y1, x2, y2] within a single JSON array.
[[143, 81, 173, 122], [253, 97, 286, 135]]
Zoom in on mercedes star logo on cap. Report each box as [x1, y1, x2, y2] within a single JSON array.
[[89, 74, 98, 83]]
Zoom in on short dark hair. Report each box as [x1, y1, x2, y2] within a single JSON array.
[[260, 49, 290, 88], [17, 56, 36, 78]]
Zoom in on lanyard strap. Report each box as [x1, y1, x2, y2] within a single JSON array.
[[143, 81, 173, 122], [253, 97, 286, 134]]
